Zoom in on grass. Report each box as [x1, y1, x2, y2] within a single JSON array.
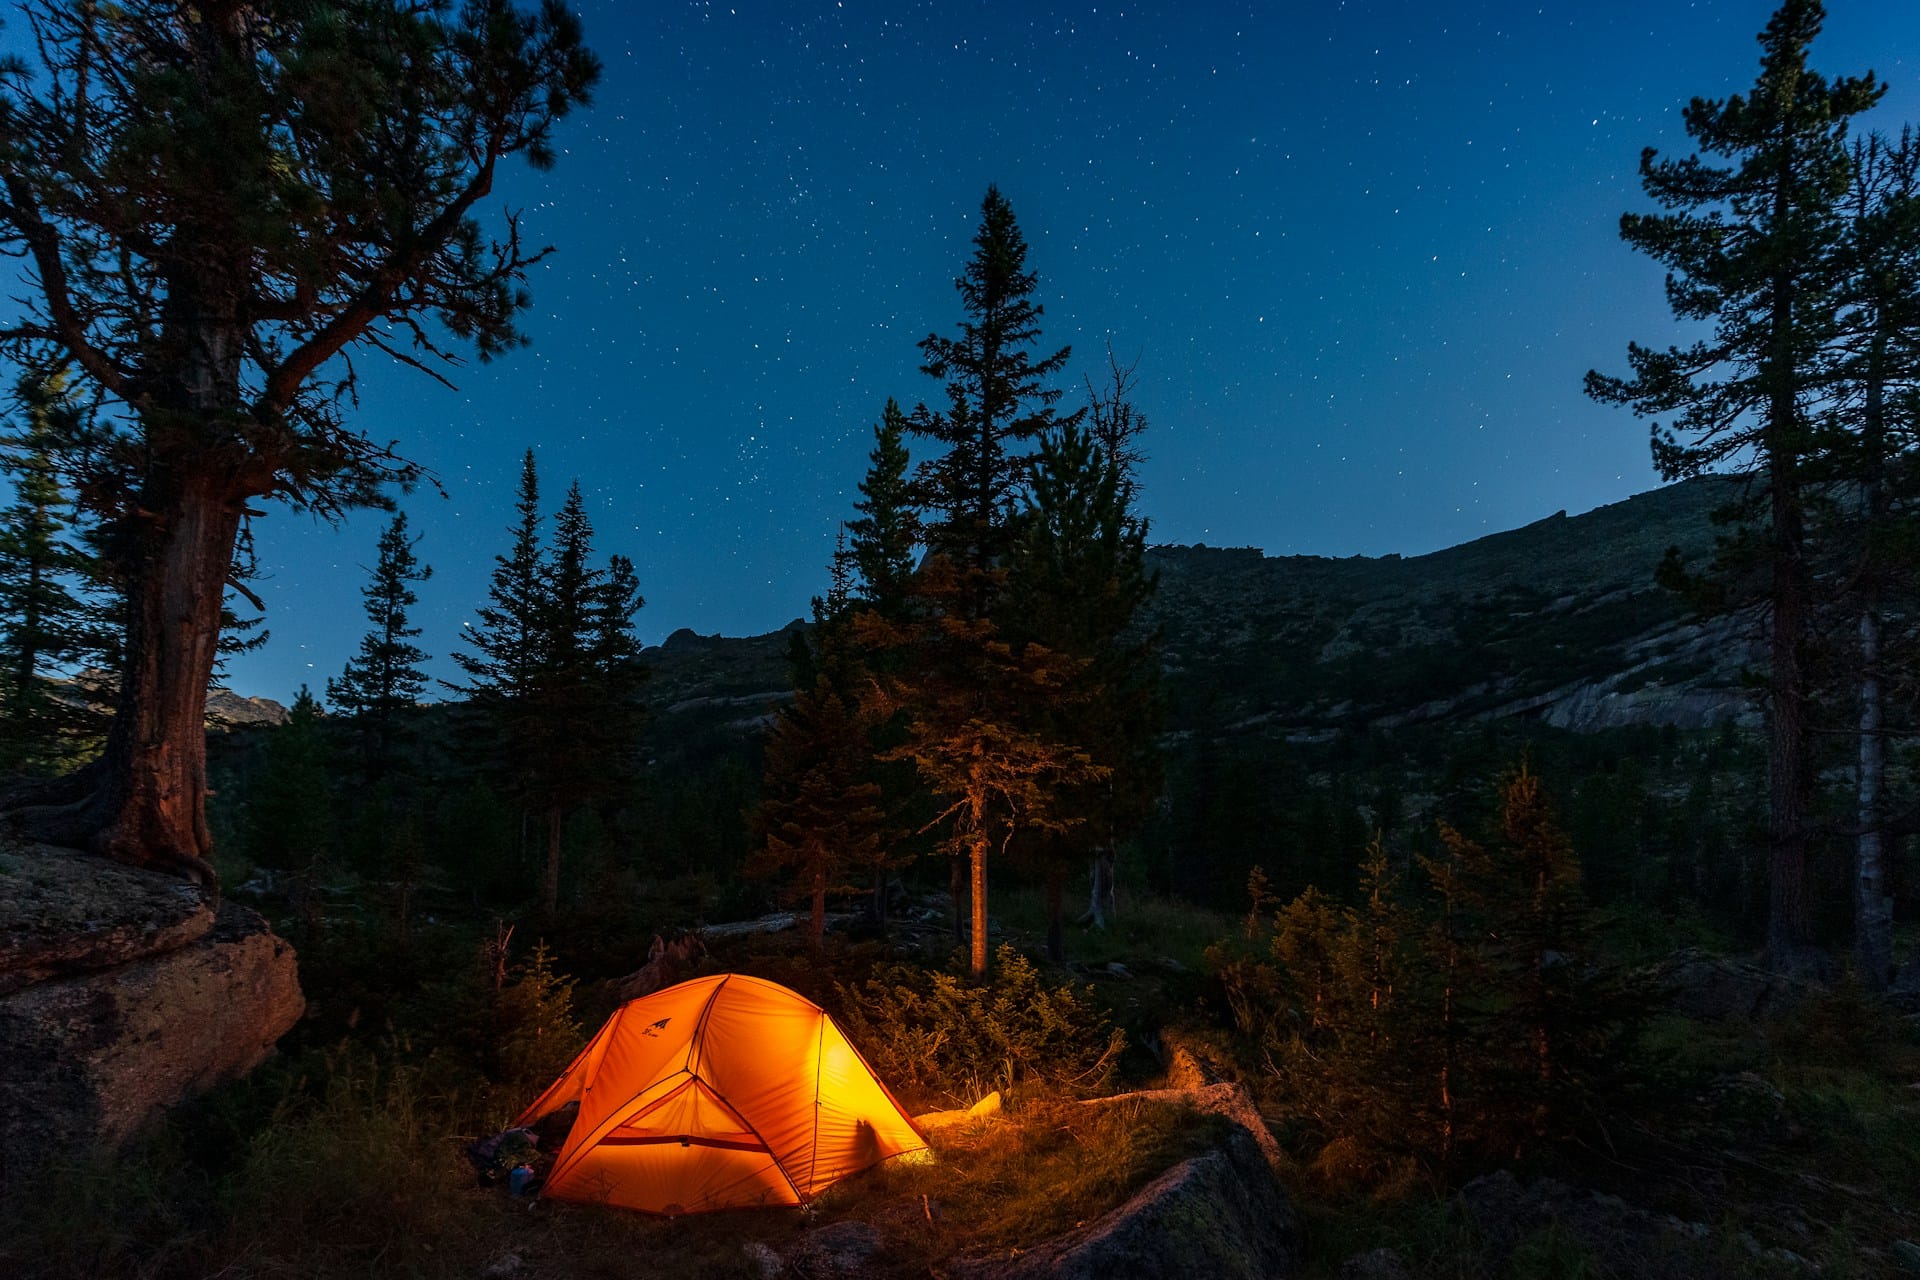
[[992, 880, 1236, 974], [0, 1053, 1223, 1280]]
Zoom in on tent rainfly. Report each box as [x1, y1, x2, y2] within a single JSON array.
[[514, 973, 926, 1214]]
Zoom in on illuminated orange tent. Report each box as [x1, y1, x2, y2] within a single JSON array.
[[514, 973, 926, 1214]]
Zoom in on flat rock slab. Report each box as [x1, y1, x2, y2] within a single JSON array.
[[954, 1128, 1302, 1280], [0, 843, 213, 993], [0, 901, 303, 1188], [1080, 1082, 1287, 1172]]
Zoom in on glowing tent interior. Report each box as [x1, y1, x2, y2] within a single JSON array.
[[514, 973, 926, 1214]]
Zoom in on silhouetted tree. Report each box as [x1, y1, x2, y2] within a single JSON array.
[[847, 400, 920, 619], [0, 0, 599, 881], [246, 686, 335, 877], [911, 185, 1080, 590], [0, 376, 114, 773], [1826, 131, 1920, 988], [1008, 422, 1159, 959], [1586, 0, 1881, 957], [749, 679, 886, 949], [328, 512, 432, 777]]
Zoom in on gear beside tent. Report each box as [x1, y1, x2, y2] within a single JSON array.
[[514, 973, 926, 1215]]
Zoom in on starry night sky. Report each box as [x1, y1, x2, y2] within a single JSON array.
[[34, 2, 1920, 699]]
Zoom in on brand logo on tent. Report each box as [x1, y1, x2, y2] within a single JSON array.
[[640, 1017, 672, 1037]]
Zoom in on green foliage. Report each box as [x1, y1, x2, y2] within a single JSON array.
[[1007, 418, 1162, 957], [0, 375, 116, 775], [846, 398, 919, 618], [450, 455, 647, 913], [838, 943, 1125, 1105], [1214, 769, 1648, 1182], [326, 511, 432, 777], [911, 184, 1078, 572], [487, 942, 584, 1092], [244, 686, 337, 873], [748, 676, 891, 944]]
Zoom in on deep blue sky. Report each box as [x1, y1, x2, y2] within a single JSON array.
[[33, 2, 1920, 699]]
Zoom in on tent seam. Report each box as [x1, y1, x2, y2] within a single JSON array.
[[685, 973, 731, 1080]]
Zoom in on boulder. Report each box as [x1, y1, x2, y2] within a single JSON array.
[[954, 1126, 1301, 1280], [0, 842, 214, 995], [784, 1220, 883, 1276], [1459, 1170, 1771, 1280], [0, 897, 303, 1187], [1648, 948, 1818, 1021], [1338, 1249, 1411, 1280], [1081, 1081, 1287, 1173]]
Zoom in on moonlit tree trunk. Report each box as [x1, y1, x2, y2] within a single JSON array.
[[1854, 325, 1894, 990], [1045, 867, 1065, 963], [544, 807, 564, 918], [1857, 607, 1891, 988], [1088, 846, 1116, 929]]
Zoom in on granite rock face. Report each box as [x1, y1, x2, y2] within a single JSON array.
[[955, 1083, 1303, 1280], [0, 843, 215, 995], [956, 1126, 1302, 1280], [1650, 948, 1819, 1021], [0, 845, 304, 1187]]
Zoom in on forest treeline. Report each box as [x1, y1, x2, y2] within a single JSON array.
[[0, 0, 1915, 990]]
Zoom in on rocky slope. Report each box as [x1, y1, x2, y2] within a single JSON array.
[[1146, 475, 1753, 738], [637, 477, 1750, 742], [0, 843, 304, 1187]]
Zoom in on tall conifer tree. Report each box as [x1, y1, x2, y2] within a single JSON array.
[[0, 377, 113, 773], [1586, 0, 1882, 957], [847, 400, 920, 619], [1008, 422, 1159, 960], [451, 451, 548, 707], [328, 512, 432, 776], [870, 187, 1102, 976], [911, 185, 1080, 586], [0, 0, 598, 880]]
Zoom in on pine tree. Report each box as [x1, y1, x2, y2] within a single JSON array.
[[500, 482, 646, 916], [1423, 766, 1644, 1160], [1007, 421, 1160, 960], [1586, 0, 1882, 958], [327, 512, 432, 776], [847, 400, 920, 618], [451, 451, 548, 707], [246, 686, 336, 876], [911, 185, 1080, 585], [0, 0, 598, 880], [0, 377, 113, 773], [749, 679, 886, 949], [523, 483, 607, 915], [860, 556, 1107, 978], [872, 187, 1100, 977], [1827, 131, 1920, 989]]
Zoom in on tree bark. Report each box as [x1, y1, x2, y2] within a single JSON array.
[[8, 466, 242, 885], [1855, 326, 1893, 990], [1764, 181, 1813, 962], [1045, 866, 1065, 963], [1088, 846, 1116, 929], [543, 805, 563, 917], [970, 831, 989, 979]]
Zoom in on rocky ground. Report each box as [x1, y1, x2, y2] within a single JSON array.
[[0, 841, 304, 1188]]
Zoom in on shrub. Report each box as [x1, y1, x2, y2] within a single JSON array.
[[837, 944, 1125, 1105], [489, 942, 585, 1091]]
